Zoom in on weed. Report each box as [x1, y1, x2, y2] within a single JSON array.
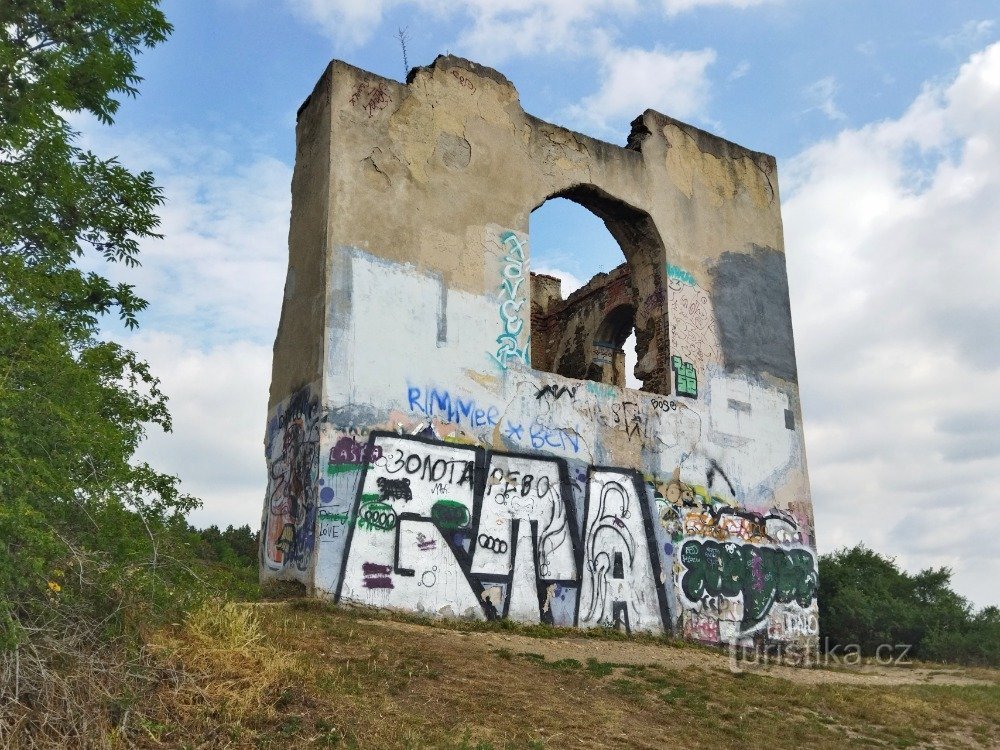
[[585, 658, 616, 677], [609, 678, 647, 702], [549, 658, 582, 671]]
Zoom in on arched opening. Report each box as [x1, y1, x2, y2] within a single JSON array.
[[528, 186, 669, 394], [589, 304, 636, 388]]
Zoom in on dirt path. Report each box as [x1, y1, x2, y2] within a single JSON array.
[[362, 616, 996, 687]]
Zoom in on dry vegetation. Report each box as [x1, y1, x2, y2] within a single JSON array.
[[5, 599, 998, 749]]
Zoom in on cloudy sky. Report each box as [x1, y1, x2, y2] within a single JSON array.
[[93, 0, 1000, 608]]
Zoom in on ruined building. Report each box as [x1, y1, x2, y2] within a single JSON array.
[[259, 56, 818, 647]]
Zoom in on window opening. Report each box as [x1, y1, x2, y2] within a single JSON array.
[[528, 188, 669, 394]]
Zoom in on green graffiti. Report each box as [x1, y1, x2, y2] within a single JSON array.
[[357, 501, 395, 532], [671, 356, 698, 398], [317, 510, 351, 524], [679, 540, 816, 631], [327, 462, 367, 476], [430, 499, 470, 530], [667, 264, 696, 286]]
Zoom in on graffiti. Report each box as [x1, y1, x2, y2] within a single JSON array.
[[358, 493, 396, 532], [407, 386, 499, 428], [274, 419, 813, 643], [416, 533, 437, 551], [490, 229, 531, 369], [643, 286, 666, 313], [263, 385, 320, 572], [679, 539, 817, 632], [668, 265, 721, 376], [348, 81, 367, 106], [431, 499, 470, 529], [450, 68, 477, 93], [770, 611, 819, 638], [568, 397, 649, 443], [672, 356, 698, 398], [667, 263, 696, 286], [504, 422, 524, 441], [650, 397, 678, 413], [535, 384, 578, 400], [477, 534, 509, 554], [377, 477, 413, 502], [578, 469, 667, 633], [363, 562, 394, 589], [382, 445, 476, 486], [683, 612, 720, 642], [528, 422, 580, 453], [349, 80, 392, 117], [473, 454, 576, 589], [330, 436, 383, 466]]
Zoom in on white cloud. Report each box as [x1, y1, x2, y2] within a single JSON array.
[[532, 266, 585, 295], [75, 127, 293, 348], [803, 75, 846, 122], [936, 19, 997, 54], [661, 0, 779, 15], [729, 60, 751, 81], [450, 0, 635, 63], [72, 121, 294, 530], [569, 46, 717, 134], [286, 0, 395, 47], [284, 0, 637, 58], [785, 42, 1000, 606], [283, 1, 768, 62], [127, 333, 273, 529]]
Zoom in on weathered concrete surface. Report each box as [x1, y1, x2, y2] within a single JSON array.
[[260, 55, 816, 650]]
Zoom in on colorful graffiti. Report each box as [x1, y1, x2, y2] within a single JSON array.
[[292, 432, 815, 640], [262, 385, 321, 573], [679, 540, 817, 631]]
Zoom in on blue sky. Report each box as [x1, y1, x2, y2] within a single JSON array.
[[89, 0, 1000, 607]]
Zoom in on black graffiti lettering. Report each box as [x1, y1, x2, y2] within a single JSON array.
[[478, 533, 509, 554], [535, 384, 578, 400], [384, 450, 477, 487], [521, 473, 533, 496], [457, 460, 474, 487], [377, 477, 412, 503], [536, 475, 550, 498]]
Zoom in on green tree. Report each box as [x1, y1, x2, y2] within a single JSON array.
[[0, 1, 198, 648], [1, 1, 171, 334], [818, 545, 997, 667]]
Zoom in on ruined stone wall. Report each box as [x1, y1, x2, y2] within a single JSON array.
[[260, 55, 818, 647]]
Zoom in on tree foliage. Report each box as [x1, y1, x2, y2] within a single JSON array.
[[819, 545, 999, 667], [0, 0, 199, 652], [192, 524, 259, 569], [1, 0, 170, 334]]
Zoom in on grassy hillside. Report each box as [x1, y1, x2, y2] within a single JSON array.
[[104, 600, 1000, 749]]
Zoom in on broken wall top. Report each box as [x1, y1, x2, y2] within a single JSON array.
[[272, 54, 790, 405]]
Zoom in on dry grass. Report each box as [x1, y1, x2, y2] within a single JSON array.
[[6, 600, 998, 748]]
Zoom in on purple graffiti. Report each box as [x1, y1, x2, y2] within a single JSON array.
[[362, 562, 394, 589], [330, 436, 383, 466]]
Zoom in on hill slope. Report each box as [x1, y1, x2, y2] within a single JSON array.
[[136, 601, 999, 749]]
